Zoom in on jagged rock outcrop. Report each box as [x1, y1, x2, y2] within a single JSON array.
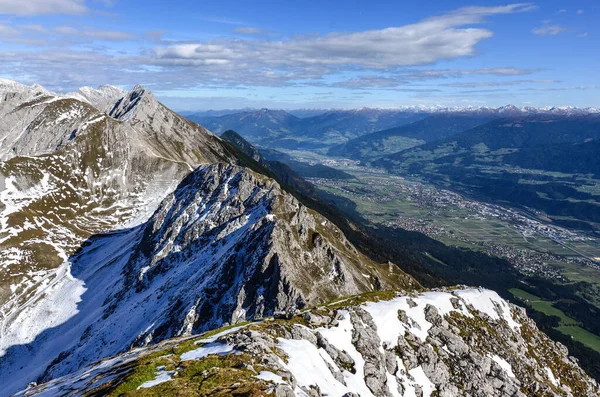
[[0, 163, 415, 395], [16, 288, 599, 397], [124, 163, 413, 328]]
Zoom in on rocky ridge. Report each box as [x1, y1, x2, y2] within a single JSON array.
[[17, 288, 599, 397], [0, 79, 243, 391], [1, 79, 599, 397], [0, 163, 414, 395]]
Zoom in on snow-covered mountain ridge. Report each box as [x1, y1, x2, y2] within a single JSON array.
[[193, 104, 600, 119], [17, 287, 599, 397], [0, 79, 248, 395], [0, 161, 414, 394]]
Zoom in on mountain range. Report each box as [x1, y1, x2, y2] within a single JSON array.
[[0, 80, 598, 396], [374, 114, 600, 225], [185, 105, 600, 155]]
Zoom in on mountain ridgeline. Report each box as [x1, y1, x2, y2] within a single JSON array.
[[0, 80, 598, 396], [189, 108, 427, 149], [328, 113, 498, 162], [0, 80, 417, 395]]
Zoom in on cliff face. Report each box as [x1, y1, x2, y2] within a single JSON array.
[[17, 288, 599, 397]]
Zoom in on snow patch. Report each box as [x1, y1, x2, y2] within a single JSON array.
[[546, 367, 559, 386], [491, 355, 515, 378], [0, 262, 87, 357], [179, 342, 235, 361], [137, 367, 176, 389], [256, 371, 285, 384], [277, 338, 351, 396], [454, 289, 520, 329], [409, 366, 435, 397]]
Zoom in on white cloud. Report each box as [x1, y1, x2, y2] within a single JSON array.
[[82, 28, 134, 41], [50, 25, 134, 41], [156, 3, 536, 70], [19, 24, 49, 33], [577, 9, 584, 15], [524, 85, 599, 92], [0, 23, 19, 35], [0, 0, 87, 16], [0, 3, 545, 96], [441, 79, 559, 88], [405, 67, 542, 78], [54, 26, 79, 35], [577, 32, 589, 38], [333, 68, 543, 89], [234, 27, 264, 35], [532, 25, 567, 36]]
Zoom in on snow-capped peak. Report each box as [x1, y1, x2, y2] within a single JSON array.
[[0, 78, 53, 97], [66, 85, 126, 113]]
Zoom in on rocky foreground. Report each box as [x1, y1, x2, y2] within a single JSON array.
[[18, 288, 599, 397]]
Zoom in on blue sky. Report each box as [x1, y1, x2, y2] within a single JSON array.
[[0, 0, 598, 110]]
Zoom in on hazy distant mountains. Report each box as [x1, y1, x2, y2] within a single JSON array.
[[186, 105, 600, 151], [187, 108, 426, 149], [196, 104, 600, 228], [329, 114, 498, 161]]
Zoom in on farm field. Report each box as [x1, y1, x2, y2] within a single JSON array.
[[510, 288, 600, 352]]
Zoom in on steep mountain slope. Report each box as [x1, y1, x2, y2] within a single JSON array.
[[374, 114, 600, 223], [191, 108, 300, 144], [17, 288, 599, 397], [0, 164, 415, 395], [328, 114, 497, 162], [503, 140, 600, 176], [0, 80, 245, 390]]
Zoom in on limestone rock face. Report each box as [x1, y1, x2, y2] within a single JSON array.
[[0, 81, 239, 310], [0, 163, 414, 395], [16, 288, 599, 397]]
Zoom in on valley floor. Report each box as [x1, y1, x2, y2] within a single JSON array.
[[277, 149, 600, 358]]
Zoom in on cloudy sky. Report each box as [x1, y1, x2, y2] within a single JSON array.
[[0, 0, 597, 110]]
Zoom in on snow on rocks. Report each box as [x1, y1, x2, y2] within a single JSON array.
[[14, 287, 600, 397], [277, 338, 352, 396], [454, 288, 520, 329], [490, 354, 516, 378], [274, 288, 526, 397], [256, 371, 285, 384]]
